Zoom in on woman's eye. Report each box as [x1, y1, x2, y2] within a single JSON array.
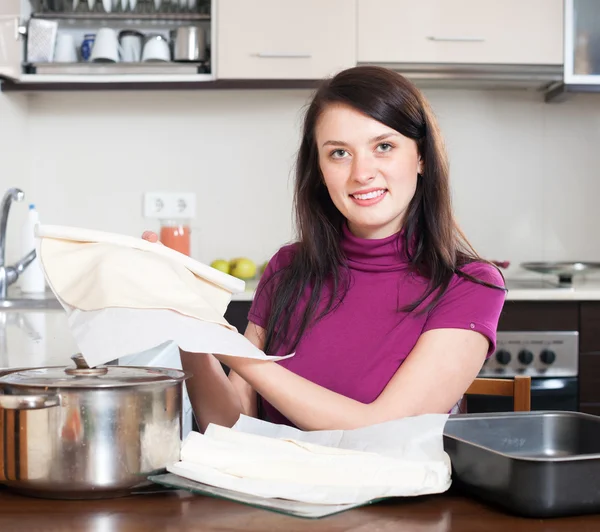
[[376, 142, 393, 153], [330, 149, 349, 159]]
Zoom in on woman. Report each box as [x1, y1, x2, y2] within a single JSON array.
[[144, 66, 506, 432]]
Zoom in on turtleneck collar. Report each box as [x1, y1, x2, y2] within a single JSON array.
[[340, 222, 410, 272]]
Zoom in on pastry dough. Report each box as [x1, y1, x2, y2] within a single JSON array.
[[167, 421, 451, 504]]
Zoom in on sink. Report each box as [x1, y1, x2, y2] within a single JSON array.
[[0, 299, 78, 369], [0, 298, 63, 311]]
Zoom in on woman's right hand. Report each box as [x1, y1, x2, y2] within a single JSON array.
[[142, 231, 159, 243]]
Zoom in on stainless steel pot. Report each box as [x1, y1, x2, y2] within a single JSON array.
[[0, 354, 189, 499], [170, 26, 206, 62]]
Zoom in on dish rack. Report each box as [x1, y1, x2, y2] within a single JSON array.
[[32, 0, 211, 18]]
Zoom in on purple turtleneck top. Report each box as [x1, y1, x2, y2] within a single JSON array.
[[248, 224, 505, 426]]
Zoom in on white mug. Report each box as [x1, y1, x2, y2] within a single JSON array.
[[91, 28, 120, 63], [54, 33, 78, 63], [142, 35, 170, 62], [119, 30, 143, 62]]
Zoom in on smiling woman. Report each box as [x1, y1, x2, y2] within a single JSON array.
[[317, 105, 421, 239], [144, 66, 507, 432]]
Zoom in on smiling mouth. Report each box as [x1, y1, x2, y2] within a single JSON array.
[[350, 189, 387, 200]]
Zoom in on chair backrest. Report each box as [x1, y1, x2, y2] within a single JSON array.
[[465, 375, 531, 412]]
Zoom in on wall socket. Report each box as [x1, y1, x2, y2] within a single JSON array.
[[143, 192, 196, 220]]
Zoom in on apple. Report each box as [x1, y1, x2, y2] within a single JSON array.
[[260, 261, 269, 276], [229, 257, 257, 280], [210, 259, 230, 274]]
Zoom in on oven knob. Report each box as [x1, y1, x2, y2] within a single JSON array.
[[495, 349, 511, 365], [518, 349, 534, 365], [540, 349, 556, 365]]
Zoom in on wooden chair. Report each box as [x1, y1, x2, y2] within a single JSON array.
[[465, 375, 531, 412]]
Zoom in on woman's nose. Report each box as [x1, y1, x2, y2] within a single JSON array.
[[350, 155, 376, 184]]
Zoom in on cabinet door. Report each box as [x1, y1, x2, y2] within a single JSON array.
[[217, 0, 357, 79], [358, 0, 563, 66], [0, 0, 23, 81], [564, 0, 600, 84]]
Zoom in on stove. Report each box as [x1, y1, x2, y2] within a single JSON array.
[[469, 331, 579, 413], [480, 331, 578, 378]]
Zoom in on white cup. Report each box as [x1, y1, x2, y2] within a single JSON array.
[[54, 33, 78, 63], [142, 35, 170, 62], [91, 28, 120, 63], [119, 30, 143, 62]]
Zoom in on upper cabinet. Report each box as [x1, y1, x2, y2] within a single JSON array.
[[0, 0, 567, 91], [216, 0, 356, 79], [564, 0, 600, 83], [358, 0, 564, 66], [0, 0, 214, 86], [0, 1, 24, 81]]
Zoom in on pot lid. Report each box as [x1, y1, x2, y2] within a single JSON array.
[[0, 354, 188, 389]]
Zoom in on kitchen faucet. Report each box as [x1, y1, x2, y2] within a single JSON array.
[[0, 188, 36, 300]]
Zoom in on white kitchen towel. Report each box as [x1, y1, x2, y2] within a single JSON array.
[[167, 414, 451, 505], [34, 224, 293, 367]]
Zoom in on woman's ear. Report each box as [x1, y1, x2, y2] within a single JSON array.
[[417, 157, 424, 176]]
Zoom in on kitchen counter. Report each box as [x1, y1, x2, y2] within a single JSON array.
[[503, 279, 600, 301], [230, 279, 600, 302], [0, 306, 78, 370], [0, 487, 599, 531]]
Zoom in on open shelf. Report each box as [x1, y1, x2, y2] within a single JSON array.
[[31, 11, 210, 22]]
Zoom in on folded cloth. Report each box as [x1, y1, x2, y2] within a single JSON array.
[[167, 414, 452, 505], [35, 224, 293, 367], [37, 224, 241, 326]]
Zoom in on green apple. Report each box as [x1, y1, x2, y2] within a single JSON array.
[[260, 261, 269, 276], [229, 257, 257, 280], [210, 259, 230, 274]]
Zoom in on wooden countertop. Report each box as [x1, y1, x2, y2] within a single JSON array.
[[1, 487, 599, 531]]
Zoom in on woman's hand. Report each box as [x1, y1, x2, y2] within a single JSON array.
[[142, 231, 159, 243]]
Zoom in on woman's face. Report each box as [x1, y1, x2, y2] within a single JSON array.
[[315, 103, 422, 239]]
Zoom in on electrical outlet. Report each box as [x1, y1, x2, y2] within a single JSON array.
[[143, 192, 196, 220]]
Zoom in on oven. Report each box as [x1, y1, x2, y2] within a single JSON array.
[[466, 331, 579, 413]]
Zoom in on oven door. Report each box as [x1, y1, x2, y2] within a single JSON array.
[[466, 377, 579, 413]]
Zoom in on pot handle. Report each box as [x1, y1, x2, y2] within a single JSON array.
[[0, 392, 60, 410]]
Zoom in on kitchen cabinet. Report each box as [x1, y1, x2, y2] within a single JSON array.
[[564, 0, 600, 84], [0, 2, 24, 81], [546, 0, 600, 101], [216, 0, 356, 79], [0, 0, 214, 87], [357, 0, 564, 66], [578, 303, 600, 413]]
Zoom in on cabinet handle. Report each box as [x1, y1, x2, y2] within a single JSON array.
[[255, 52, 312, 59], [427, 36, 485, 43]]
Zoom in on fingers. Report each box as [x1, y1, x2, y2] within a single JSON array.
[[142, 231, 159, 243]]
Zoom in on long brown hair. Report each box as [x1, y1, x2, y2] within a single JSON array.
[[261, 66, 502, 354]]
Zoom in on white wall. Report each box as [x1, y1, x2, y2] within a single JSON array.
[[2, 86, 600, 277], [23, 89, 305, 266], [0, 92, 30, 263], [428, 89, 600, 272]]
